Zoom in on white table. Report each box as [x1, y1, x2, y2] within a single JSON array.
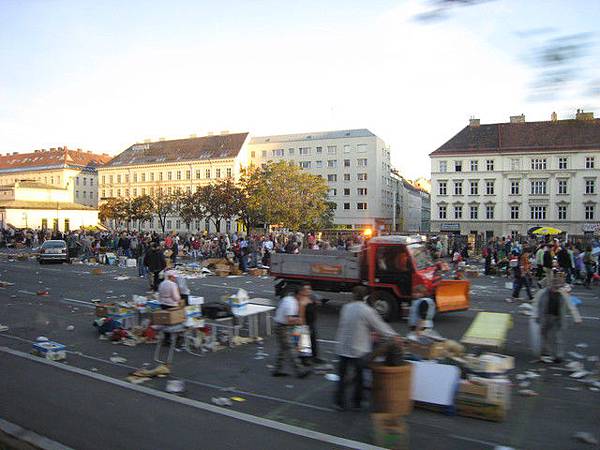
[[232, 304, 276, 337]]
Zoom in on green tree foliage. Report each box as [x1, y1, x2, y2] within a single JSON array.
[[150, 188, 178, 233], [129, 195, 155, 230], [197, 178, 240, 232], [98, 197, 128, 228]]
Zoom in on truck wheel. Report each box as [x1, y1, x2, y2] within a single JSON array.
[[371, 290, 398, 322]]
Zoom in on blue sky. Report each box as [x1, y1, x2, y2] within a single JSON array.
[[1, 0, 598, 178]]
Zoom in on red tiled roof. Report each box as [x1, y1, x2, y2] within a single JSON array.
[[104, 133, 249, 168], [431, 119, 600, 155], [0, 147, 112, 171]]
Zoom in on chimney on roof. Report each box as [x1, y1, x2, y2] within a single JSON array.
[[220, 130, 229, 135], [510, 114, 526, 123], [12, 152, 18, 155], [551, 111, 558, 122], [469, 117, 480, 127], [576, 109, 594, 121]]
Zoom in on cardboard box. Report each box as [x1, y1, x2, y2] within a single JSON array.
[[152, 308, 185, 325], [32, 341, 66, 361], [455, 395, 506, 422], [91, 267, 103, 275], [371, 413, 409, 449], [406, 340, 446, 360], [185, 305, 202, 318], [468, 376, 511, 408]]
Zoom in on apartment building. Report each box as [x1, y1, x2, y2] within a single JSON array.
[[98, 132, 250, 232], [248, 129, 393, 230], [0, 147, 111, 208], [430, 111, 600, 238]]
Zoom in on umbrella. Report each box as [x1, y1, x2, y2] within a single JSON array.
[[531, 227, 563, 236]]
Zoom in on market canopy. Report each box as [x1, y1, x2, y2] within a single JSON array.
[[531, 226, 563, 236]]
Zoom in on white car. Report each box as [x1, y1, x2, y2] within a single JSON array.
[[38, 240, 69, 264]]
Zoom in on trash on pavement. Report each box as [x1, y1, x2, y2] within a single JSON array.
[[166, 379, 185, 393], [212, 397, 232, 406], [36, 336, 49, 342], [66, 325, 75, 331], [110, 356, 128, 363], [114, 276, 130, 281], [325, 373, 340, 382], [230, 396, 246, 402], [568, 351, 585, 359], [0, 325, 8, 332], [573, 432, 599, 445], [126, 376, 151, 385], [518, 389, 538, 397], [32, 341, 66, 361]]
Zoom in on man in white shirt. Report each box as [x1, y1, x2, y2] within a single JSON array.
[[273, 285, 309, 378], [334, 287, 399, 410], [158, 270, 181, 309]]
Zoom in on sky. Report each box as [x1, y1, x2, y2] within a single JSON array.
[[1, 0, 599, 179]]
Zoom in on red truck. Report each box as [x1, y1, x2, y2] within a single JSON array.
[[270, 235, 469, 321]]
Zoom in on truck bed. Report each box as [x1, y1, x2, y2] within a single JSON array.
[[270, 250, 361, 282]]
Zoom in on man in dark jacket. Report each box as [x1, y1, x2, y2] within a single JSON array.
[[144, 242, 166, 291], [556, 245, 572, 283]]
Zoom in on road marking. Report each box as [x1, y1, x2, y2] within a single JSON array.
[[0, 417, 74, 450], [0, 346, 383, 450], [580, 316, 600, 321], [448, 434, 502, 448], [61, 298, 95, 309], [17, 290, 37, 295]]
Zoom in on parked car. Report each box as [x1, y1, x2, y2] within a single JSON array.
[[38, 240, 69, 264]]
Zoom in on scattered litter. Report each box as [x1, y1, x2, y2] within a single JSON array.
[[573, 432, 598, 445], [254, 356, 265, 360], [518, 381, 531, 388], [565, 387, 582, 391], [91, 367, 98, 372], [127, 376, 151, 385], [285, 384, 294, 389], [114, 276, 130, 281], [266, 365, 274, 369], [570, 371, 589, 379], [212, 397, 232, 406], [0, 325, 8, 332], [110, 356, 128, 363], [36, 289, 49, 296], [166, 380, 185, 393], [90, 298, 102, 303], [540, 356, 554, 364], [518, 389, 538, 397], [568, 351, 585, 359], [516, 374, 527, 381], [230, 396, 246, 402], [566, 361, 584, 372], [587, 356, 599, 362], [524, 371, 540, 379], [325, 373, 340, 382], [518, 303, 533, 316], [576, 343, 589, 349], [36, 336, 49, 342], [589, 387, 600, 392], [66, 325, 75, 331]]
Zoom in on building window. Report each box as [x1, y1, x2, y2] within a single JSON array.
[[272, 149, 284, 157], [102, 175, 106, 185], [485, 180, 495, 195], [215, 168, 221, 178], [75, 190, 79, 198], [585, 205, 595, 220], [250, 151, 255, 158], [132, 173, 137, 183], [558, 157, 568, 169], [558, 205, 567, 220], [357, 144, 367, 153], [485, 205, 494, 219], [141, 188, 146, 196], [469, 205, 478, 220], [439, 161, 447, 173], [166, 220, 172, 229], [585, 156, 595, 169], [454, 161, 462, 172], [299, 161, 311, 169], [343, 188, 350, 196], [288, 148, 294, 155], [357, 158, 368, 167], [470, 160, 478, 172], [327, 174, 337, 182], [469, 180, 478, 195], [510, 205, 519, 220], [167, 172, 172, 181], [327, 146, 337, 155], [454, 205, 463, 219], [133, 188, 137, 196], [531, 158, 547, 170], [117, 189, 121, 197], [101, 189, 106, 197], [315, 161, 323, 168], [109, 189, 113, 197], [357, 173, 368, 181], [109, 175, 113, 184], [585, 179, 595, 194], [357, 188, 367, 195], [261, 150, 267, 158], [226, 168, 232, 177], [299, 147, 311, 155], [453, 180, 463, 195], [439, 205, 447, 219], [75, 177, 79, 186], [438, 181, 447, 195], [531, 180, 547, 195], [344, 159, 350, 167], [167, 187, 172, 194], [327, 160, 337, 168], [329, 188, 337, 196], [174, 170, 180, 180], [557, 179, 568, 194], [159, 172, 163, 181], [83, 177, 88, 186], [142, 173, 146, 182], [116, 175, 121, 184], [343, 173, 351, 181], [530, 206, 547, 220], [90, 178, 94, 186], [186, 170, 191, 180], [196, 170, 201, 179], [205, 169, 211, 179], [357, 202, 368, 210], [486, 160, 494, 171], [316, 146, 322, 154], [343, 202, 350, 210], [175, 220, 181, 229], [509, 180, 520, 195]]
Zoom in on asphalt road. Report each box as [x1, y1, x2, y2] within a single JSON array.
[[1, 254, 600, 450]]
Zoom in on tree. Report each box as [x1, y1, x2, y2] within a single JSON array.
[[98, 197, 128, 229], [129, 195, 155, 231], [238, 166, 267, 232], [197, 178, 240, 232], [177, 190, 205, 230], [150, 188, 178, 233], [247, 161, 331, 231]]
